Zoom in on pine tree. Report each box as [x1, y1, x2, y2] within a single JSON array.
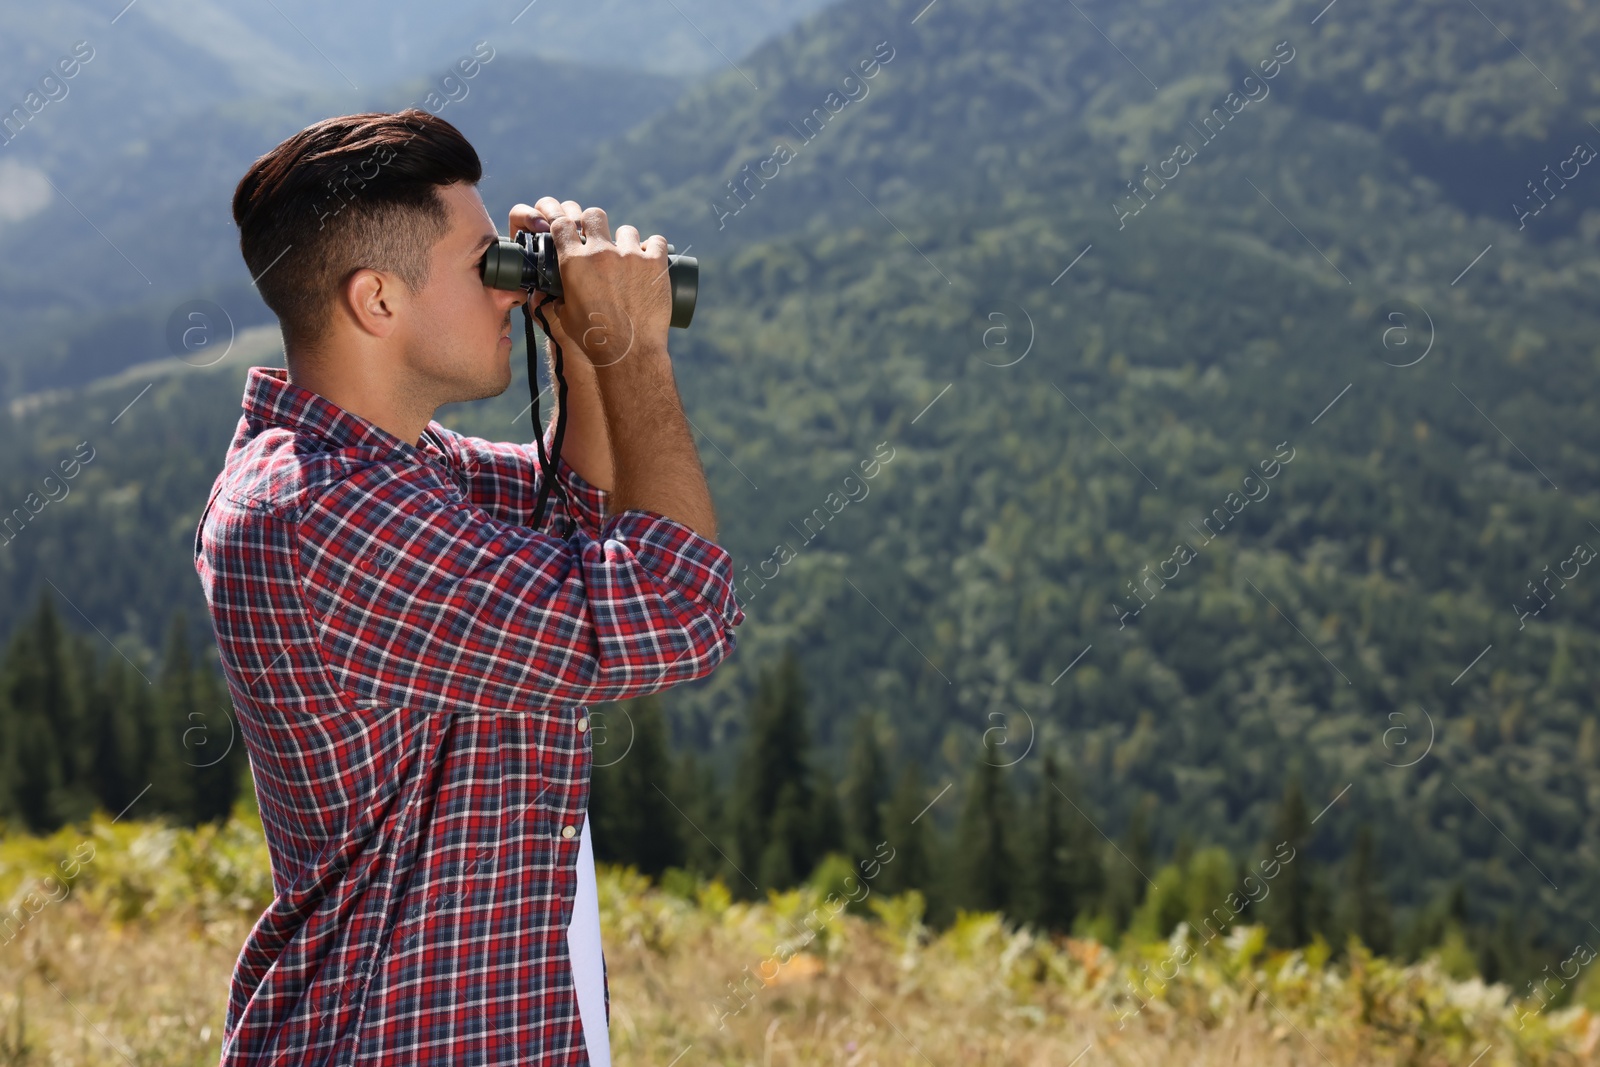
[[1263, 776, 1319, 948], [187, 655, 245, 825], [1481, 905, 1542, 987], [117, 651, 160, 821], [730, 645, 823, 894], [876, 761, 934, 899], [840, 713, 887, 864], [1399, 879, 1468, 960], [3, 687, 61, 833], [953, 733, 1017, 915], [589, 694, 686, 878], [0, 680, 19, 833], [758, 781, 805, 889], [60, 628, 100, 812], [0, 590, 89, 831], [669, 748, 730, 884], [1336, 823, 1393, 955], [146, 612, 198, 822], [86, 649, 140, 819], [1399, 881, 1476, 978], [810, 770, 844, 876], [1024, 753, 1104, 934], [1182, 846, 1238, 942], [1096, 792, 1155, 940]]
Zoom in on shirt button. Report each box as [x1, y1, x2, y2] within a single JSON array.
[[561, 824, 576, 839], [576, 716, 589, 732]]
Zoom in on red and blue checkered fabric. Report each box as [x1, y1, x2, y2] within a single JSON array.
[[193, 366, 743, 1065]]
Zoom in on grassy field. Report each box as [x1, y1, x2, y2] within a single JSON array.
[[1, 806, 1596, 1066]]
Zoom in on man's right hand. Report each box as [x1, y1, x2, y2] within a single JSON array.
[[509, 197, 672, 368], [508, 196, 716, 542]]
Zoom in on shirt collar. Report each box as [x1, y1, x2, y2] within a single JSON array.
[[241, 366, 451, 463]]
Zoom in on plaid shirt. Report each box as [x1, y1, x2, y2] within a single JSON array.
[[192, 365, 743, 1066]]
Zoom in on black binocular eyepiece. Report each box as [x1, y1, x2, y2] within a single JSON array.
[[479, 230, 698, 329]]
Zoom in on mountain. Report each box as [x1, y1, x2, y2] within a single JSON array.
[[0, 0, 836, 230], [0, 0, 844, 394], [3, 0, 1600, 953], [197, 0, 843, 84], [0, 49, 691, 396]]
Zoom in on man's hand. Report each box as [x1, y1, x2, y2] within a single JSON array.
[[508, 198, 671, 367], [505, 203, 613, 494], [506, 197, 717, 541]]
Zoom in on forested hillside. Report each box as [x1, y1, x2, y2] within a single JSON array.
[[2, 0, 1600, 991], [524, 0, 1600, 951]]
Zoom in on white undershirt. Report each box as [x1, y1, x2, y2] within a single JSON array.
[[567, 814, 610, 1066]]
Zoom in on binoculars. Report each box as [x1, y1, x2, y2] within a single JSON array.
[[479, 230, 698, 329]]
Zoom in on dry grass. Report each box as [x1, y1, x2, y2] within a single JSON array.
[[593, 871, 1595, 1067], [0, 896, 1420, 1067], [1, 905, 249, 1066], [1, 810, 1597, 1066]]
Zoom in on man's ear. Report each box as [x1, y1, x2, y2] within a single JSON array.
[[344, 267, 403, 338]]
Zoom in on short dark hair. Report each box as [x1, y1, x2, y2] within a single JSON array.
[[232, 108, 482, 347]]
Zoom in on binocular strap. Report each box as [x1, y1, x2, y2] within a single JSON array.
[[526, 299, 573, 534]]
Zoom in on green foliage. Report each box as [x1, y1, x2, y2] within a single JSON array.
[[952, 735, 1018, 915], [874, 762, 937, 907], [805, 851, 859, 911], [666, 748, 729, 885], [0, 591, 243, 837], [1093, 792, 1155, 943], [1127, 862, 1190, 945], [1020, 754, 1104, 934], [0, 793, 273, 930], [1335, 824, 1395, 958], [839, 712, 886, 866], [589, 694, 686, 878], [1262, 777, 1324, 950], [729, 644, 831, 897]]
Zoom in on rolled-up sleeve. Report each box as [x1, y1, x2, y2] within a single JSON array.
[[295, 458, 744, 714], [440, 422, 610, 542]]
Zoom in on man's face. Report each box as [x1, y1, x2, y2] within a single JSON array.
[[400, 181, 526, 405]]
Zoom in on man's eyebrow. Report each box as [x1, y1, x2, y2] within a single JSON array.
[[470, 232, 499, 258]]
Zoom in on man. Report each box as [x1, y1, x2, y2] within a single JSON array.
[[192, 108, 743, 1065]]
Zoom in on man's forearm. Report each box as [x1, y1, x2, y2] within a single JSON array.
[[543, 335, 614, 494], [595, 346, 718, 541]]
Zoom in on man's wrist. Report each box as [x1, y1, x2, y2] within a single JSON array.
[[591, 341, 670, 376]]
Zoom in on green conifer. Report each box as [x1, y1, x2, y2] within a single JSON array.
[[86, 649, 141, 818], [876, 761, 935, 899], [730, 645, 821, 894], [187, 655, 245, 824], [0, 591, 85, 830], [840, 712, 888, 864], [1262, 776, 1322, 948], [953, 733, 1017, 915], [668, 748, 731, 885], [589, 694, 686, 878], [146, 612, 198, 821], [1095, 792, 1155, 941], [1023, 752, 1104, 933], [1336, 823, 1393, 955]]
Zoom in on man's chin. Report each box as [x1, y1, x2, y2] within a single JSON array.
[[483, 355, 515, 399], [440, 360, 512, 405]]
